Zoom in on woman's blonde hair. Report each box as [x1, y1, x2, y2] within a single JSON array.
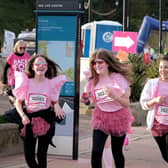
[[13, 40, 27, 53]]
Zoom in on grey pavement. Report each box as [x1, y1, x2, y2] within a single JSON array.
[[0, 95, 168, 168]]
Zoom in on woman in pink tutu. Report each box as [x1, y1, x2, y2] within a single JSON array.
[[13, 54, 67, 168], [81, 49, 133, 168], [140, 55, 168, 163]]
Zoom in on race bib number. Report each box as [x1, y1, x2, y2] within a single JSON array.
[[157, 105, 168, 116], [155, 104, 168, 125], [94, 88, 113, 104], [28, 94, 47, 105]]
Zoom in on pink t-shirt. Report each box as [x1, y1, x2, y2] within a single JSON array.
[[13, 72, 67, 137], [7, 52, 30, 85], [86, 73, 130, 112], [154, 80, 168, 125], [13, 72, 67, 112]]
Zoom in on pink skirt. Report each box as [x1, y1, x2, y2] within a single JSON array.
[[151, 119, 168, 136], [91, 106, 133, 137]]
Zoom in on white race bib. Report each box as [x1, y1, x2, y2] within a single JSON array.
[[94, 88, 113, 104], [155, 104, 168, 125], [28, 94, 47, 105], [157, 105, 168, 116]]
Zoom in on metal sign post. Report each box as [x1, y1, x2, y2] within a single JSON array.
[[35, 0, 84, 160]]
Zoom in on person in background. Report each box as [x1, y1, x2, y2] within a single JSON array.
[[13, 54, 67, 168], [81, 49, 133, 168], [140, 54, 168, 163], [143, 44, 151, 64], [149, 47, 157, 60], [1, 40, 30, 104]]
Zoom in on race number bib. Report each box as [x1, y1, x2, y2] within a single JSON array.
[[155, 104, 168, 125], [28, 94, 47, 105], [157, 105, 168, 116], [94, 88, 113, 104], [155, 96, 168, 116]]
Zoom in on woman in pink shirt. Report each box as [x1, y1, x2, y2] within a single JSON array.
[[13, 54, 67, 168], [140, 55, 168, 163], [2, 40, 30, 104], [81, 49, 133, 168]]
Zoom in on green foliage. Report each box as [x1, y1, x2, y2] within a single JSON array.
[[92, 0, 117, 21], [0, 0, 35, 45], [64, 67, 74, 81], [0, 115, 7, 123], [146, 58, 159, 78], [129, 54, 147, 102], [129, 54, 159, 102]]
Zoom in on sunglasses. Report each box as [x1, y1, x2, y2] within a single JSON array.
[[92, 60, 105, 66], [19, 47, 26, 50], [33, 63, 48, 67]]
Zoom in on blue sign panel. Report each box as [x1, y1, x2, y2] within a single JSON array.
[[37, 16, 76, 96], [83, 29, 90, 58], [60, 81, 75, 96], [37, 15, 77, 157], [38, 16, 76, 41], [95, 24, 122, 50]]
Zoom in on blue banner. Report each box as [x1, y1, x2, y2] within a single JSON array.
[[95, 24, 122, 50]]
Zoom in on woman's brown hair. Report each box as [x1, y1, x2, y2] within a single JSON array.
[[89, 49, 132, 85], [25, 54, 61, 79]]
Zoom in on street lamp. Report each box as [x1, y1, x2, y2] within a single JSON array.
[[84, 0, 92, 23], [159, 0, 163, 53], [115, 0, 119, 21], [123, 0, 128, 31], [115, 0, 119, 6], [88, 0, 92, 22]]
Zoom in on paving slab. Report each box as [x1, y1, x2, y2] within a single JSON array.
[[0, 95, 168, 168]]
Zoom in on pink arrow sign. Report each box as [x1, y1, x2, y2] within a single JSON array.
[[112, 31, 137, 54]]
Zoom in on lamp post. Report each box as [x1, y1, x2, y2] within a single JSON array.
[[88, 0, 92, 22], [159, 0, 163, 54], [123, 0, 128, 31], [115, 0, 119, 21]]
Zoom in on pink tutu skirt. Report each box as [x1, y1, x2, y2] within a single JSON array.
[[91, 106, 133, 137], [151, 119, 168, 136]]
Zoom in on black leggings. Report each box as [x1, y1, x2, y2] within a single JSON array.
[[23, 132, 50, 168], [154, 134, 168, 163], [91, 129, 126, 168]]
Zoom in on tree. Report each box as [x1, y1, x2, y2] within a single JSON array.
[[0, 0, 35, 46]]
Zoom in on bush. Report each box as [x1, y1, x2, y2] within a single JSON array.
[[0, 115, 7, 123], [129, 54, 159, 102]]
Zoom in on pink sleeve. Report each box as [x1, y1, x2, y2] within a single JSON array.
[[83, 70, 91, 80], [86, 80, 92, 94], [6, 54, 13, 65], [24, 52, 31, 59], [50, 75, 67, 101], [12, 72, 28, 100], [114, 73, 130, 94], [86, 80, 95, 102]]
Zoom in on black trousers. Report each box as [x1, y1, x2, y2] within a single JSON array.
[[91, 129, 126, 168], [154, 134, 168, 163], [23, 131, 51, 168]]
